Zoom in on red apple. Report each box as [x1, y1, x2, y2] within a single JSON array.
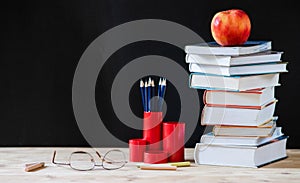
[[211, 9, 251, 46]]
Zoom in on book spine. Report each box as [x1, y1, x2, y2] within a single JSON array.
[[185, 54, 190, 63], [203, 90, 208, 105], [206, 89, 264, 94], [194, 143, 201, 165], [205, 103, 263, 110], [188, 73, 193, 88], [200, 105, 207, 126]]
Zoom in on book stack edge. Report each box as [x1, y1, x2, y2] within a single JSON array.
[[185, 41, 289, 168]]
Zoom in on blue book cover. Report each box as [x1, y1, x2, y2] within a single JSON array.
[[185, 40, 272, 56], [206, 40, 271, 47]]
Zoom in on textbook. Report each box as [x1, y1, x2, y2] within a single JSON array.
[[212, 120, 276, 137], [201, 100, 277, 126], [188, 62, 288, 76], [185, 50, 283, 66], [184, 41, 272, 56], [200, 127, 283, 146], [194, 135, 288, 168], [203, 87, 275, 107], [189, 73, 280, 91]]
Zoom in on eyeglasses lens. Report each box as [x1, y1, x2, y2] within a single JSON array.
[[70, 152, 95, 171], [103, 150, 126, 170]]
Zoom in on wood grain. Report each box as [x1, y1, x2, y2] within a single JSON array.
[[0, 147, 299, 183]]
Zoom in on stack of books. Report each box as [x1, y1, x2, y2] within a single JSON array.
[[184, 41, 289, 168]]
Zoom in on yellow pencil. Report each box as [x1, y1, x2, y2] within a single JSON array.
[[136, 161, 191, 168], [140, 165, 177, 171]]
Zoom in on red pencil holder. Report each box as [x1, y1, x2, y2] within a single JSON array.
[[143, 112, 163, 151], [162, 122, 185, 162], [129, 139, 147, 162], [144, 150, 168, 164]]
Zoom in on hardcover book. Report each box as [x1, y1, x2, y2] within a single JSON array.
[[194, 136, 288, 168], [203, 87, 275, 107], [185, 50, 283, 66], [184, 41, 272, 56], [188, 62, 288, 76], [200, 127, 283, 146], [201, 100, 277, 126], [189, 73, 280, 91], [212, 120, 276, 137]]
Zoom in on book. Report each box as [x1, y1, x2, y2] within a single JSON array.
[[188, 62, 288, 76], [189, 73, 280, 91], [212, 120, 276, 137], [201, 100, 277, 126], [194, 136, 288, 168], [203, 87, 275, 107], [185, 50, 283, 66], [184, 41, 272, 56], [200, 127, 284, 146]]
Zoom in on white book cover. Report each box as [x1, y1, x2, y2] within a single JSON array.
[[203, 87, 275, 107], [194, 136, 288, 168], [188, 62, 288, 76], [212, 120, 276, 137], [201, 100, 277, 126], [189, 73, 280, 91], [185, 50, 283, 66], [200, 127, 283, 146]]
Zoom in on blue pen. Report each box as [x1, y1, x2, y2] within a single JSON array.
[[140, 79, 145, 111], [157, 78, 162, 112], [144, 81, 148, 112], [160, 78, 166, 111], [148, 77, 152, 112], [158, 78, 162, 99], [151, 79, 155, 112], [161, 78, 166, 99]]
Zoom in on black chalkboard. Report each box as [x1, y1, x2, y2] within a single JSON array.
[[1, 0, 299, 148]]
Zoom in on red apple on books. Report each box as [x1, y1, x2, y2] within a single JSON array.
[[211, 9, 251, 46]]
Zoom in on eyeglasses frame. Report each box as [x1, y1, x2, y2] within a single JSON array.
[[51, 149, 127, 171]]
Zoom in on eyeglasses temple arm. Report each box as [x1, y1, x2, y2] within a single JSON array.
[[52, 150, 71, 165]]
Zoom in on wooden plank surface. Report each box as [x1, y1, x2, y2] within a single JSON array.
[[0, 147, 299, 183]]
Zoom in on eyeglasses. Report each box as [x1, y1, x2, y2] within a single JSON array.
[[52, 149, 127, 171]]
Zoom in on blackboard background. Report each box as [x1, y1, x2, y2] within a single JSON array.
[[1, 0, 299, 148]]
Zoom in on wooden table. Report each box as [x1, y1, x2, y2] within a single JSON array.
[[0, 148, 299, 183]]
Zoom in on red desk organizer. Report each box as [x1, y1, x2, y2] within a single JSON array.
[[143, 111, 162, 151], [129, 112, 185, 163], [144, 150, 168, 164], [129, 139, 147, 162], [162, 122, 185, 162]]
